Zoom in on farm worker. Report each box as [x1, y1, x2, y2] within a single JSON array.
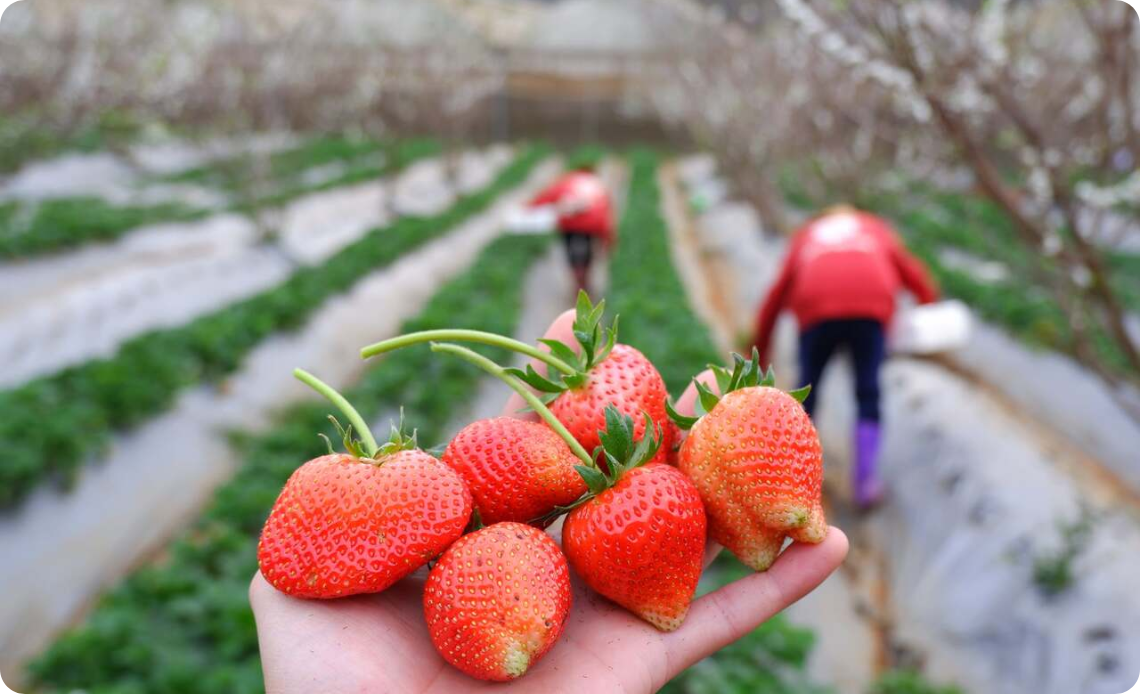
[[529, 164, 614, 295], [752, 206, 939, 510]]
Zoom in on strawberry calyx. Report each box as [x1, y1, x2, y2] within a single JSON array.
[[505, 290, 617, 403], [666, 348, 811, 431], [533, 405, 662, 525]]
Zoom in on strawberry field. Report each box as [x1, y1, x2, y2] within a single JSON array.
[[2, 133, 1138, 694], [3, 1, 1140, 693]]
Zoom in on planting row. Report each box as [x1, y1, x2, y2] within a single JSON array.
[[606, 151, 825, 694], [0, 145, 547, 509], [0, 135, 439, 259], [28, 231, 553, 693], [607, 150, 723, 394]]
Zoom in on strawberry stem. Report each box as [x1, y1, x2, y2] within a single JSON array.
[[293, 368, 379, 457], [429, 343, 594, 466], [360, 330, 577, 376]]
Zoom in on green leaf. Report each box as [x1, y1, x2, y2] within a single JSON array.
[[539, 339, 582, 369], [506, 365, 566, 393], [760, 364, 777, 388], [564, 373, 589, 389], [598, 404, 633, 461], [575, 464, 609, 495], [665, 398, 700, 430], [574, 289, 594, 325], [629, 414, 662, 468], [696, 381, 721, 415], [788, 385, 812, 404]]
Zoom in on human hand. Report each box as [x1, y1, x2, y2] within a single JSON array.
[[250, 310, 848, 694]]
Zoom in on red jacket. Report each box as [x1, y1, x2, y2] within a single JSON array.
[[753, 211, 939, 363], [530, 171, 614, 243]]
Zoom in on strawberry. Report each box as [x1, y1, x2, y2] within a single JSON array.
[[560, 407, 706, 632], [414, 345, 704, 630], [443, 417, 586, 526], [359, 292, 674, 468], [258, 370, 472, 598], [509, 292, 673, 466], [424, 522, 571, 681], [669, 350, 827, 572]]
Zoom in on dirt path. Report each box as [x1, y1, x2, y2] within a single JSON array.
[[0, 158, 560, 681]]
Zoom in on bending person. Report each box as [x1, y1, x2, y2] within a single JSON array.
[[753, 206, 939, 510]]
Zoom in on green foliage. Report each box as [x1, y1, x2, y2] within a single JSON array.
[[28, 232, 551, 694], [564, 143, 607, 171], [608, 150, 722, 394], [0, 111, 144, 174], [0, 135, 441, 259], [171, 135, 441, 212], [0, 145, 548, 510], [0, 197, 207, 258], [1030, 508, 1096, 599], [870, 670, 964, 694]]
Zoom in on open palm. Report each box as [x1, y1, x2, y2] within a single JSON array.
[[250, 310, 848, 693]]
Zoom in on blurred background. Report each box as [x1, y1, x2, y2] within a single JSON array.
[[0, 1, 1138, 693]]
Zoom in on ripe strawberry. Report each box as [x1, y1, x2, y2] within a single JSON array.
[[424, 522, 571, 681], [510, 292, 673, 466], [561, 407, 706, 632], [258, 370, 472, 598], [670, 351, 826, 572], [442, 417, 586, 526], [358, 293, 674, 466]]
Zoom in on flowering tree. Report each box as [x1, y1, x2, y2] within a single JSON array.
[[651, 0, 1140, 404]]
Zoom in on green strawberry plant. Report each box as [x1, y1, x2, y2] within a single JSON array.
[[0, 144, 548, 509]]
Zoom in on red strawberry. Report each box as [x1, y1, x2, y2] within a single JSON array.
[[561, 408, 706, 632], [442, 417, 586, 525], [258, 370, 472, 598], [424, 522, 571, 681], [511, 293, 673, 466], [358, 293, 674, 466], [548, 343, 673, 466], [671, 351, 826, 572]]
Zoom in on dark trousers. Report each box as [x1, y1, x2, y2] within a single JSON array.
[[798, 318, 885, 422]]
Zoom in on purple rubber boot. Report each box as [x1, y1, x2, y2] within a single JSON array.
[[854, 420, 885, 510]]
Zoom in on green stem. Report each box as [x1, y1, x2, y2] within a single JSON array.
[[293, 368, 379, 457], [429, 343, 594, 466], [361, 330, 577, 377]]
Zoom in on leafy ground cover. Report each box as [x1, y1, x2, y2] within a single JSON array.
[[0, 145, 547, 509], [0, 135, 441, 259]]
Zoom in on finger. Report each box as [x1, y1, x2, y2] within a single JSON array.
[[672, 369, 719, 446], [701, 539, 723, 571], [499, 308, 578, 420], [663, 527, 849, 676]]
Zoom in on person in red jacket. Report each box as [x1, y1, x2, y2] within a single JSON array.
[[753, 206, 939, 510], [529, 165, 614, 294]]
